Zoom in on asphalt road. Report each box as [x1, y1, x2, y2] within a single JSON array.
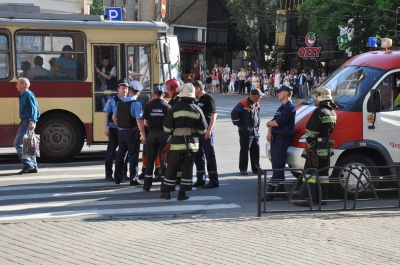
[[0, 93, 398, 222]]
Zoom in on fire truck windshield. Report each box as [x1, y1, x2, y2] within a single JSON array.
[[322, 66, 384, 110]]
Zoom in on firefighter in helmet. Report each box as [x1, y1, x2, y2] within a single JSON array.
[[294, 86, 337, 207]]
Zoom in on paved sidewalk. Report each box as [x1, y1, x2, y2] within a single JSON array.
[[1, 210, 400, 264]]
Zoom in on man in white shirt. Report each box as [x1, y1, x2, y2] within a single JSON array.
[[225, 64, 231, 75], [274, 69, 282, 90]]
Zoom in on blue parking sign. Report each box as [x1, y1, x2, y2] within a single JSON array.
[[105, 7, 122, 21]]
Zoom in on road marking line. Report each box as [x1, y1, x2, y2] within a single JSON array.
[[0, 196, 222, 211], [0, 187, 140, 201], [0, 203, 241, 221], [0, 173, 104, 182], [0, 181, 132, 191]]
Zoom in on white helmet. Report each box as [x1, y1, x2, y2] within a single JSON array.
[[310, 86, 332, 101]]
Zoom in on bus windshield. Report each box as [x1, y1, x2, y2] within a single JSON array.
[[322, 66, 384, 110]]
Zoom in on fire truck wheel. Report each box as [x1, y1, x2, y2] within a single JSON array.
[[331, 154, 379, 198], [36, 113, 85, 163]]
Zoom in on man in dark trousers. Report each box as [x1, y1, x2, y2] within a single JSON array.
[[103, 78, 129, 181], [142, 85, 171, 191], [231, 89, 264, 175], [193, 80, 219, 188], [14, 77, 40, 174], [266, 85, 296, 200], [112, 81, 146, 185], [294, 86, 337, 206], [161, 83, 208, 200], [164, 78, 182, 183]]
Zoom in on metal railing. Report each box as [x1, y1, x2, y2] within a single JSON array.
[[257, 165, 400, 217]]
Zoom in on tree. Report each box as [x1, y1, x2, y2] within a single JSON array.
[[226, 0, 277, 68], [298, 0, 400, 55], [90, 0, 106, 15]]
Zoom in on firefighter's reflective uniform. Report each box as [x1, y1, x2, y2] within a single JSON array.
[[300, 102, 337, 203], [161, 83, 208, 200]]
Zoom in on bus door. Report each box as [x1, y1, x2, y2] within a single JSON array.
[[364, 72, 400, 161], [92, 44, 120, 142], [92, 44, 153, 142]]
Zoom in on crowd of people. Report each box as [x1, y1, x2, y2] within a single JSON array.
[[100, 77, 219, 201], [14, 56, 335, 205], [184, 62, 328, 99]]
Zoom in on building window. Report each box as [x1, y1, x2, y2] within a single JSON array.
[[174, 27, 199, 42]]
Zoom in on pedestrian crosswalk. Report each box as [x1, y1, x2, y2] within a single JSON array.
[[0, 168, 240, 221]]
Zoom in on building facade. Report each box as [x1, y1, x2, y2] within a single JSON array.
[[276, 0, 349, 74], [0, 0, 93, 14]]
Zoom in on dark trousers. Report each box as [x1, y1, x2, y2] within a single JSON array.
[[301, 157, 330, 202], [114, 130, 141, 182], [298, 85, 304, 98], [223, 82, 228, 93], [162, 151, 194, 192], [194, 131, 218, 183], [144, 130, 168, 188], [238, 131, 260, 172], [246, 83, 251, 94], [105, 128, 127, 178], [270, 136, 290, 182], [239, 80, 245, 94]]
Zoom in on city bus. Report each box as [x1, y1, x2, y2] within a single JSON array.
[[0, 12, 178, 162]]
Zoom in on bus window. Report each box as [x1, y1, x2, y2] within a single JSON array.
[[93, 45, 119, 112], [0, 30, 11, 79], [127, 45, 151, 90], [15, 30, 86, 81]]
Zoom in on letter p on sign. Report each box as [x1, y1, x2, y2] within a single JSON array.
[[105, 7, 122, 21]]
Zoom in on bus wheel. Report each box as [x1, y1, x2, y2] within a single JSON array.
[[331, 154, 379, 198], [36, 113, 84, 163]]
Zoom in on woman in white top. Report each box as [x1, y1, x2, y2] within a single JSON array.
[[274, 70, 282, 90], [229, 70, 236, 94]]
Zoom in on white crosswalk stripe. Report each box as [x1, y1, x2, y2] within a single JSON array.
[[0, 171, 240, 221], [0, 203, 240, 221]]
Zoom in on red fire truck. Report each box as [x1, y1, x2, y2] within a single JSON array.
[[277, 51, 400, 195]]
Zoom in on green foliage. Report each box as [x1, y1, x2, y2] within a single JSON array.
[[226, 0, 277, 68], [90, 0, 106, 15], [298, 0, 400, 54]]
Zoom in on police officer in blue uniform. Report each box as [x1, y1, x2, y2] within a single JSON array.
[[103, 78, 129, 181], [112, 81, 146, 185], [231, 89, 264, 175], [266, 85, 296, 200], [142, 85, 171, 191]]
